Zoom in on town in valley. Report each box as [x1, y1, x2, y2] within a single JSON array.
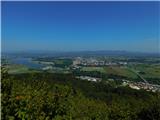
[[2, 51, 160, 92]]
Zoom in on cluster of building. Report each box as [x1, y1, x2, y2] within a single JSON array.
[[73, 57, 127, 66], [76, 76, 101, 82], [123, 80, 160, 92], [42, 66, 53, 70]]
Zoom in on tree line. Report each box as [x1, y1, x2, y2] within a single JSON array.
[[1, 69, 160, 120]]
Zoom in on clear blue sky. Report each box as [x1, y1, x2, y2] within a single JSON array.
[[2, 1, 160, 53]]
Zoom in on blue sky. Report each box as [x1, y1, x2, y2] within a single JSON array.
[[2, 1, 160, 53]]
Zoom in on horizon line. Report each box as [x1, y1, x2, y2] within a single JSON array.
[[2, 49, 160, 54]]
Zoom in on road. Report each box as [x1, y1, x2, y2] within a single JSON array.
[[127, 67, 149, 84]]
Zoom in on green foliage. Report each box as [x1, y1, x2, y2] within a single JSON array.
[[1, 71, 160, 120], [34, 58, 73, 68], [137, 95, 160, 120]]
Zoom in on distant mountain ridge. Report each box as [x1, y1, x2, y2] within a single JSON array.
[[2, 50, 160, 58]]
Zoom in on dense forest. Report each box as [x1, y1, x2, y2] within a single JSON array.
[[2, 68, 160, 120]]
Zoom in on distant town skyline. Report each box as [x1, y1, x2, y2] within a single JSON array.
[[2, 1, 160, 53]]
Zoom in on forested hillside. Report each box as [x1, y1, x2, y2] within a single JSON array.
[[2, 68, 160, 120]]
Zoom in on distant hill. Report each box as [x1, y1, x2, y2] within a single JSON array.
[[2, 50, 160, 58]]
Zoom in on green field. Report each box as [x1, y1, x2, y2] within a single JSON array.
[[81, 67, 106, 73], [80, 66, 139, 80], [6, 64, 39, 74], [130, 64, 160, 79], [104, 66, 138, 79], [53, 59, 73, 68]]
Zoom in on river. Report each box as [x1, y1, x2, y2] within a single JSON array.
[[10, 57, 46, 69]]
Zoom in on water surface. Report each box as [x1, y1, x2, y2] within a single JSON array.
[[10, 58, 46, 69]]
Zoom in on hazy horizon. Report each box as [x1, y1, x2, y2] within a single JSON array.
[[2, 1, 160, 53], [2, 49, 160, 55]]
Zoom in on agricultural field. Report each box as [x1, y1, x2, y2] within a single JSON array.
[[47, 67, 71, 73], [129, 64, 160, 84], [130, 64, 160, 78], [80, 66, 139, 80], [81, 67, 106, 73], [104, 66, 138, 79], [6, 64, 39, 74]]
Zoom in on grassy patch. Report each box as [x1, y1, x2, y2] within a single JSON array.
[[81, 67, 106, 73], [7, 64, 39, 74], [104, 66, 138, 79], [130, 64, 160, 79]]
